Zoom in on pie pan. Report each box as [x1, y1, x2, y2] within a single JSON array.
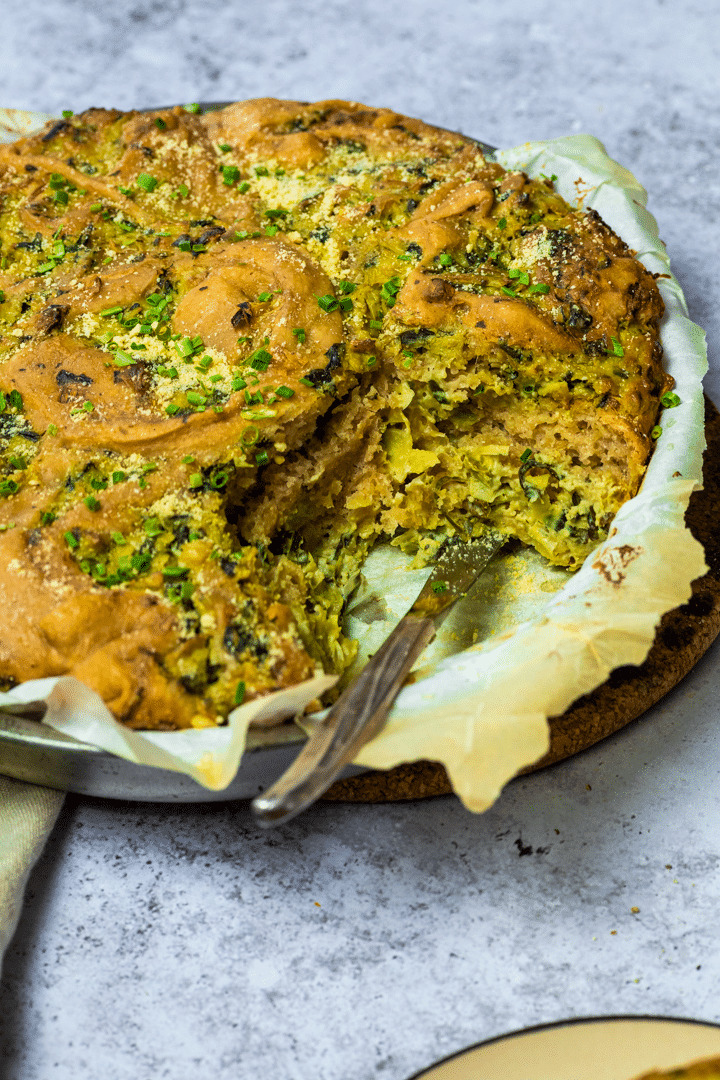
[[0, 104, 711, 803]]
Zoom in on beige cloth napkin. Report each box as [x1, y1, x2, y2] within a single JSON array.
[[0, 776, 64, 965]]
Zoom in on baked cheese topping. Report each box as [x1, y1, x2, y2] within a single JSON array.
[[0, 99, 670, 729]]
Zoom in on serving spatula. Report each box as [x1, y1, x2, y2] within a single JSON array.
[[251, 530, 505, 826]]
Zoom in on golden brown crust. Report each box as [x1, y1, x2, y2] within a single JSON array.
[[0, 99, 668, 729]]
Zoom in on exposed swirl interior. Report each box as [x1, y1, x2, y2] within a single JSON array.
[[0, 99, 670, 729]]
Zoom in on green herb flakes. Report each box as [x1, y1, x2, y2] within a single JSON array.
[[136, 173, 159, 193]]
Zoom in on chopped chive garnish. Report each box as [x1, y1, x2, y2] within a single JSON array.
[[527, 282, 550, 295], [238, 181, 250, 194], [521, 448, 533, 463], [234, 681, 246, 706], [162, 565, 189, 578], [257, 291, 272, 302], [155, 117, 167, 129], [438, 252, 452, 267], [165, 403, 180, 416], [501, 287, 517, 297], [254, 165, 269, 177], [64, 531, 79, 549], [255, 450, 269, 466], [84, 495, 101, 511], [248, 348, 272, 371], [317, 294, 339, 313], [369, 319, 383, 329], [609, 337, 624, 357], [189, 473, 203, 489], [431, 581, 448, 594], [47, 423, 58, 436], [292, 328, 306, 343], [101, 305, 124, 316], [241, 425, 260, 446], [508, 268, 530, 284], [62, 109, 73, 119], [381, 277, 401, 307], [144, 517, 162, 537], [184, 103, 201, 114], [222, 165, 240, 185], [218, 142, 232, 152], [41, 511, 55, 525], [275, 385, 295, 399], [651, 425, 662, 439], [498, 217, 507, 230], [111, 531, 125, 544], [209, 469, 228, 489], [136, 173, 158, 192], [661, 391, 681, 408], [112, 471, 126, 483]]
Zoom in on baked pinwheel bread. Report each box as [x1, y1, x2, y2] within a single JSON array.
[[0, 99, 670, 729]]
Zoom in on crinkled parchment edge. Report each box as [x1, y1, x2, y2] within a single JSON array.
[[0, 113, 709, 809]]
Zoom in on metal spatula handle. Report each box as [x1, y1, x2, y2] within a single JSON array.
[[251, 531, 505, 826], [252, 613, 435, 826]]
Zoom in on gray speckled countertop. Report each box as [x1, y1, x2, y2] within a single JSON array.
[[1, 2, 719, 1078]]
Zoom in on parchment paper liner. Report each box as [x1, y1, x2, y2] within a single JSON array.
[[0, 111, 708, 810]]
